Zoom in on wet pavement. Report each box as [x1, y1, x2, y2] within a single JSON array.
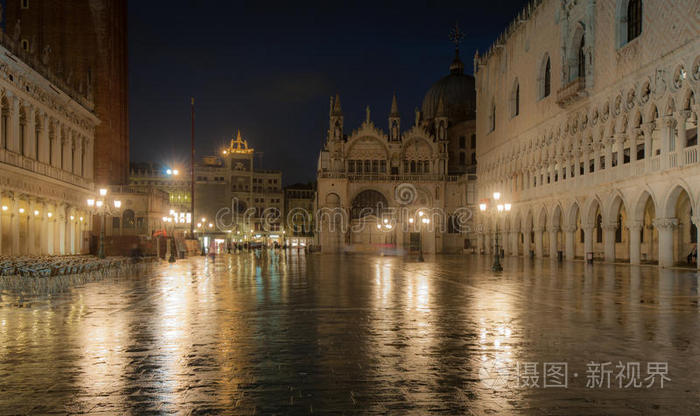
[[0, 252, 699, 415]]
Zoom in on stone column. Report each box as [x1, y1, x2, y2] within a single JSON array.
[[583, 223, 594, 258], [86, 138, 94, 179], [27, 108, 36, 160], [627, 220, 642, 265], [604, 137, 614, 169], [603, 223, 617, 262], [549, 226, 559, 258], [27, 199, 36, 254], [641, 122, 654, 160], [630, 129, 640, 163], [39, 114, 49, 163], [675, 111, 690, 153], [58, 211, 66, 255], [51, 126, 61, 168], [40, 203, 49, 254], [62, 134, 72, 172], [8, 95, 19, 154], [564, 226, 576, 260], [11, 195, 19, 255], [534, 227, 543, 258], [67, 208, 75, 254], [523, 229, 531, 256], [510, 231, 519, 256], [654, 218, 678, 267], [477, 233, 483, 254], [661, 116, 676, 168], [693, 216, 700, 270]]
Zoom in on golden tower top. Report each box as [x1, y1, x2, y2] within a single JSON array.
[[225, 130, 254, 154]]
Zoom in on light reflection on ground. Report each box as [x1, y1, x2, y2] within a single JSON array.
[[0, 252, 698, 414]]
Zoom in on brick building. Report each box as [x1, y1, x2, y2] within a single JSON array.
[[4, 0, 129, 185]]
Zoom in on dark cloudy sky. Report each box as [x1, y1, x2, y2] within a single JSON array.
[[128, 0, 528, 184]]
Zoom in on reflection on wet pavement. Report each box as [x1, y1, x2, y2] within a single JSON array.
[[0, 252, 699, 414]]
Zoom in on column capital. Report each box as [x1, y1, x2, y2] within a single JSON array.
[[641, 121, 656, 135], [580, 222, 594, 231], [602, 223, 618, 232], [625, 220, 643, 231], [562, 225, 578, 233], [547, 224, 560, 233], [662, 115, 677, 128], [676, 110, 691, 123], [653, 217, 678, 230]]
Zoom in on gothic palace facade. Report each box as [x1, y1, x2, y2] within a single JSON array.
[[475, 0, 700, 268]]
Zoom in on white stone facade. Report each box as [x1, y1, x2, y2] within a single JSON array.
[[475, 0, 700, 267], [0, 41, 98, 256]]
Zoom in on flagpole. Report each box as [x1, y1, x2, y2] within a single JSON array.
[[190, 97, 195, 240]]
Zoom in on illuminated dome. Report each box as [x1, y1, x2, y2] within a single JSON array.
[[421, 55, 476, 123]]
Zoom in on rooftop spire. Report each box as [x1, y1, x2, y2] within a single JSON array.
[[448, 22, 465, 75], [436, 96, 447, 118], [332, 93, 343, 115], [390, 92, 399, 117]]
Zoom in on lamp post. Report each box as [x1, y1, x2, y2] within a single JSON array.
[[479, 192, 511, 272], [409, 211, 430, 262], [163, 216, 176, 263], [87, 188, 121, 259]]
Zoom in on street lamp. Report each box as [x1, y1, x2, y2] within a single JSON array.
[[163, 216, 176, 263], [479, 191, 511, 272], [87, 188, 121, 259], [408, 211, 430, 262]]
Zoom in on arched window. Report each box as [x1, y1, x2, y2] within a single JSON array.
[[489, 101, 496, 132], [596, 213, 602, 243], [627, 0, 642, 42], [543, 58, 551, 97], [350, 190, 388, 219], [577, 35, 586, 79], [122, 209, 136, 228]]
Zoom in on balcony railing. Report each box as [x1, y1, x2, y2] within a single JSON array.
[[515, 145, 700, 202], [0, 148, 92, 189], [556, 77, 586, 107]]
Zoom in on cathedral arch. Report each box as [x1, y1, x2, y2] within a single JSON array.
[[350, 189, 389, 219], [661, 182, 695, 219]]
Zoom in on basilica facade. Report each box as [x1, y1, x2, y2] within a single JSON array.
[[316, 50, 478, 253], [475, 0, 700, 267]]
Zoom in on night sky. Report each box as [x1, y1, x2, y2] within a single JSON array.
[[128, 0, 528, 185]]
